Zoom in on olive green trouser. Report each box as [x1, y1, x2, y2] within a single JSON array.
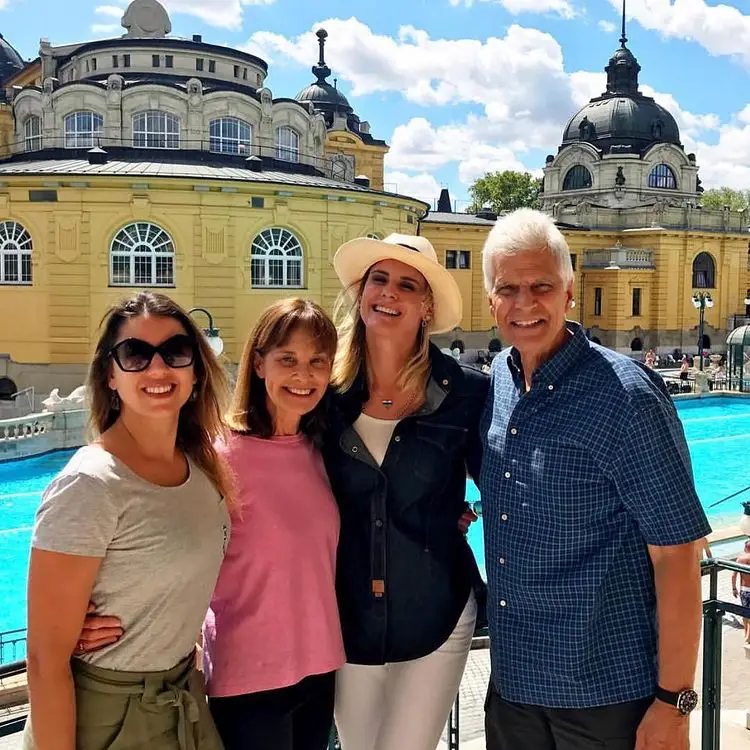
[[23, 652, 224, 750]]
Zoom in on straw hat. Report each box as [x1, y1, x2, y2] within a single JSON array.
[[333, 233, 463, 334]]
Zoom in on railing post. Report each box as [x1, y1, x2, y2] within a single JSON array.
[[447, 693, 459, 750], [701, 564, 722, 750]]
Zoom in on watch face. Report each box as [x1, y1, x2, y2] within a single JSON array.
[[677, 689, 699, 715]]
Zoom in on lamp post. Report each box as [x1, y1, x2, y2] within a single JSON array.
[[692, 292, 714, 371], [188, 308, 224, 357]]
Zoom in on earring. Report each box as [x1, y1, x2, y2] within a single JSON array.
[[422, 319, 428, 327], [110, 390, 120, 411], [189, 385, 198, 402]]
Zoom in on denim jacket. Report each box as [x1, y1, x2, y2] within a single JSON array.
[[322, 345, 489, 665]]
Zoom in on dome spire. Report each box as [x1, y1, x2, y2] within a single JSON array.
[[620, 0, 627, 47], [605, 0, 640, 96], [312, 28, 332, 84]]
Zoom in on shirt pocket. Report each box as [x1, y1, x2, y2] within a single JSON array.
[[413, 421, 468, 484]]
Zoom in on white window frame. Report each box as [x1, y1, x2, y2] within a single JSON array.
[[24, 116, 42, 151], [251, 228, 304, 289], [109, 222, 176, 287], [276, 126, 299, 163], [209, 118, 252, 155], [0, 221, 33, 285], [64, 111, 103, 148], [132, 110, 180, 150]]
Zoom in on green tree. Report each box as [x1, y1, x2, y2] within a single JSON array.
[[700, 187, 750, 211], [468, 170, 542, 214]]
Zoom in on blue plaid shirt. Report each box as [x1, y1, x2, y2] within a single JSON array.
[[479, 322, 711, 708]]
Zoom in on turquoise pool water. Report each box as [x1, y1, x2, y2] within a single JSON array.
[[1, 397, 749, 651]]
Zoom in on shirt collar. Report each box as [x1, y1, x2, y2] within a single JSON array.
[[506, 321, 590, 392]]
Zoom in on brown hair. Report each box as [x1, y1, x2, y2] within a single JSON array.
[[87, 291, 232, 503], [227, 298, 337, 443], [331, 268, 433, 395]]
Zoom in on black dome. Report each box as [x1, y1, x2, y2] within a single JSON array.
[[0, 33, 24, 86], [561, 38, 681, 155], [295, 81, 352, 112]]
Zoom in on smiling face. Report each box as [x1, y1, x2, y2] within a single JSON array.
[[254, 327, 333, 431], [488, 249, 574, 364], [359, 258, 433, 341], [108, 313, 196, 420]]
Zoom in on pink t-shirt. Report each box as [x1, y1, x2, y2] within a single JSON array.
[[202, 432, 345, 696]]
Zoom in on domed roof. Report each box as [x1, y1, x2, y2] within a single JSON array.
[[0, 33, 25, 85], [560, 30, 681, 155], [294, 29, 353, 118]]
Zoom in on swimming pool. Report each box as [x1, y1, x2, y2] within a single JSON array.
[[1, 397, 749, 654]]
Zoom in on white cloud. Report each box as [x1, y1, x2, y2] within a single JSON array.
[[598, 20, 616, 33], [448, 0, 575, 19], [158, 0, 275, 30], [94, 5, 126, 18], [609, 0, 750, 67], [383, 172, 443, 203]]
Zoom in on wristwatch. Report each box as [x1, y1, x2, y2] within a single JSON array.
[[655, 686, 699, 715]]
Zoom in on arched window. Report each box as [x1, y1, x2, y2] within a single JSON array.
[[110, 222, 175, 287], [276, 127, 299, 163], [701, 334, 711, 350], [24, 116, 42, 151], [0, 221, 33, 285], [692, 252, 715, 289], [0, 377, 17, 400], [449, 339, 465, 353], [648, 163, 677, 189], [209, 118, 252, 154], [133, 111, 180, 149], [332, 160, 348, 180], [562, 165, 592, 191], [630, 338, 643, 352], [64, 111, 103, 148], [251, 228, 303, 288]]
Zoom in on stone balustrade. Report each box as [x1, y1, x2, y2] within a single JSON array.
[[0, 409, 86, 461], [583, 247, 655, 269]]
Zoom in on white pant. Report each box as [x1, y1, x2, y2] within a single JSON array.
[[334, 593, 477, 750]]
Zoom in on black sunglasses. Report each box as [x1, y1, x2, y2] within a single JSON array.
[[110, 334, 196, 373]]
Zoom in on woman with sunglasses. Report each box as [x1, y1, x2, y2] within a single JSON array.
[[24, 292, 231, 750]]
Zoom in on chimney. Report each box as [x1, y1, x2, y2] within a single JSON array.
[[360, 121, 371, 135], [437, 188, 452, 213], [354, 175, 370, 188], [245, 155, 262, 172], [87, 146, 108, 165], [193, 34, 203, 43]]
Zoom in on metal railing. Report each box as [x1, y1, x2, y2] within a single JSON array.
[[3, 559, 749, 748], [0, 629, 26, 665]]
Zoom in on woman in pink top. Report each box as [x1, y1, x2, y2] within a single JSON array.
[[202, 297, 344, 750]]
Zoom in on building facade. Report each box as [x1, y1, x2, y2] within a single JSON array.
[[0, 0, 423, 397]]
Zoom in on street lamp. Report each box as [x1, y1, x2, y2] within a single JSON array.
[[692, 292, 714, 371], [188, 308, 224, 357]]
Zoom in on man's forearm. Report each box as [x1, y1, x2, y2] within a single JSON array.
[[650, 542, 703, 692]]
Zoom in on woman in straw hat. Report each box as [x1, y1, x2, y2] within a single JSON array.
[[323, 233, 488, 750]]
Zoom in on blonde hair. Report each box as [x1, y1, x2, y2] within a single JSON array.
[[331, 269, 433, 396], [227, 298, 337, 444], [87, 291, 233, 504]]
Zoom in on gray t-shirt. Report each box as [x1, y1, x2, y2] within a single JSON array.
[[32, 445, 230, 671]]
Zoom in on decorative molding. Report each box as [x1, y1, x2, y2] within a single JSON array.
[[55, 217, 80, 263]]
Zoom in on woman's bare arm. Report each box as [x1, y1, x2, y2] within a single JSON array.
[[26, 548, 102, 750]]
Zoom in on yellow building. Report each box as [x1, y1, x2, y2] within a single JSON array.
[[0, 0, 425, 397], [421, 33, 750, 357]]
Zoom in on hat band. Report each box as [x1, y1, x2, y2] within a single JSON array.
[[396, 242, 421, 253]]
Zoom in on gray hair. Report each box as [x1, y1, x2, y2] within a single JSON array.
[[482, 208, 574, 293]]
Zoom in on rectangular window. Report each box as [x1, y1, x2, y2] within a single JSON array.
[[196, 58, 204, 71], [243, 68, 248, 80], [458, 250, 471, 269], [234, 65, 240, 78], [594, 287, 602, 317], [112, 55, 119, 68], [570, 253, 577, 271], [85, 60, 90, 73], [208, 60, 216, 73], [123, 54, 131, 67], [251, 197, 264, 208], [29, 190, 58, 202], [632, 287, 642, 317], [91, 58, 97, 71], [165, 55, 174, 68], [445, 250, 457, 269], [152, 55, 160, 68]]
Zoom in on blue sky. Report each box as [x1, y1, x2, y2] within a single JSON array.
[[3, 0, 750, 208]]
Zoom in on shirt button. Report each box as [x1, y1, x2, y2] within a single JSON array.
[[504, 471, 511, 479], [548, 384, 554, 391], [510, 428, 518, 436], [394, 436, 401, 442], [500, 600, 507, 607], [352, 446, 358, 453], [499, 557, 506, 565], [442, 379, 449, 386], [501, 513, 508, 522], [375, 519, 383, 528]]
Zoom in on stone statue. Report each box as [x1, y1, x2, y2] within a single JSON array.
[[122, 0, 171, 39], [578, 116, 595, 140], [42, 386, 88, 413], [615, 166, 626, 186]]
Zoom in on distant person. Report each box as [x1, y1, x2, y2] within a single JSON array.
[[732, 540, 750, 644], [24, 292, 231, 750], [644, 349, 656, 368], [480, 209, 709, 750]]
